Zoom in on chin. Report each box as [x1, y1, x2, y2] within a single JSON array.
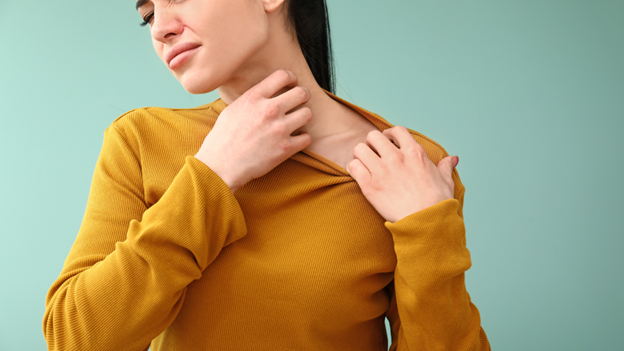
[[182, 81, 217, 95], [179, 75, 220, 95], [176, 66, 227, 95]]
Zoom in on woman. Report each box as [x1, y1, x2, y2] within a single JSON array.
[[43, 0, 490, 350]]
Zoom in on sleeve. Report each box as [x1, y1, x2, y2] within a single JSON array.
[[42, 123, 248, 351], [384, 169, 490, 351]]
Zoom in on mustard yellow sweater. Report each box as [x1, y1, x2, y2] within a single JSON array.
[[43, 91, 490, 351]]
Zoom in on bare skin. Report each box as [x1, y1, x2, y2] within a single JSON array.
[[304, 105, 380, 171], [138, 0, 458, 222], [201, 1, 379, 172]]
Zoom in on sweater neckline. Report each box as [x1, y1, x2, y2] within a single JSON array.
[[209, 89, 395, 177]]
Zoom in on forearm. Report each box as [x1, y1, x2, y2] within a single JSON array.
[[386, 199, 489, 350], [43, 156, 247, 351]]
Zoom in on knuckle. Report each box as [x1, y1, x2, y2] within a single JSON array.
[[277, 139, 291, 154], [387, 151, 403, 163], [414, 143, 425, 154], [245, 88, 262, 101], [396, 125, 409, 134], [403, 139, 423, 154], [413, 145, 426, 160], [368, 180, 384, 192], [261, 103, 280, 120], [402, 143, 418, 154], [272, 121, 287, 136]]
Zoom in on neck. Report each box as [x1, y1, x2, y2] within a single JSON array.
[[216, 18, 353, 141]]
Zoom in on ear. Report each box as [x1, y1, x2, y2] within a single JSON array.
[[262, 0, 286, 13]]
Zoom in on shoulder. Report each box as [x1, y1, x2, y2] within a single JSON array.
[[95, 100, 224, 173], [401, 126, 466, 200], [365, 109, 452, 166], [105, 100, 223, 140], [403, 126, 451, 166], [329, 91, 452, 165], [366, 110, 466, 198], [334, 91, 467, 200]]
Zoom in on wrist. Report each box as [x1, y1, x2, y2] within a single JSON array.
[[193, 154, 244, 192]]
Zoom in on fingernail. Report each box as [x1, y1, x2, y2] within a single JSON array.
[[453, 156, 459, 168]]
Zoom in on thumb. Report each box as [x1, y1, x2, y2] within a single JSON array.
[[437, 155, 458, 178]]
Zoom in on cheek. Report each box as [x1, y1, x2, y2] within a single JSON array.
[[152, 39, 165, 62], [169, 1, 269, 94], [194, 1, 268, 64]]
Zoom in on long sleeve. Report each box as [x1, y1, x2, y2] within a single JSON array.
[[42, 122, 247, 351], [384, 170, 490, 351]]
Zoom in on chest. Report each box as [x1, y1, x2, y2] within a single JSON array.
[[305, 120, 380, 172], [143, 142, 399, 337], [197, 161, 397, 316], [231, 158, 397, 272]]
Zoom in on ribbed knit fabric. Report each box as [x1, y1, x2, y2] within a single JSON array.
[[43, 90, 490, 351]]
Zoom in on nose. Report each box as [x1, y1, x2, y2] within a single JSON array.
[[151, 7, 184, 43]]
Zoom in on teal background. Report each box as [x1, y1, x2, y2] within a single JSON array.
[[1, 0, 623, 350]]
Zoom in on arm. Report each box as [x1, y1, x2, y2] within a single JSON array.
[[43, 69, 314, 351], [43, 122, 247, 351], [347, 126, 490, 350], [384, 182, 490, 350]]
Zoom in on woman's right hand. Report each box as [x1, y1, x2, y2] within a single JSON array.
[[194, 69, 313, 192]]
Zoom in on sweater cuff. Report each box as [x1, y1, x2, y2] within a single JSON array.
[[183, 155, 248, 247], [187, 155, 235, 195], [385, 199, 465, 249]]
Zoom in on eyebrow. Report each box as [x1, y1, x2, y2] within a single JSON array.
[[136, 0, 149, 11]]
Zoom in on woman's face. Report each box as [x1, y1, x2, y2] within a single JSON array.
[[137, 0, 272, 94]]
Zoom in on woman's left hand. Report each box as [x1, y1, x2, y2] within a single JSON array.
[[347, 126, 459, 223]]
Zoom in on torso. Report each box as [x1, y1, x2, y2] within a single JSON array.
[[113, 105, 398, 351]]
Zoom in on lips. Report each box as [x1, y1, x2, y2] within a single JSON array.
[[165, 42, 201, 68]]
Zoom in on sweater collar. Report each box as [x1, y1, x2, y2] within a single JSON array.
[[209, 89, 395, 176], [209, 88, 394, 132]]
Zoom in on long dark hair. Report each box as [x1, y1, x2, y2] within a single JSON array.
[[284, 0, 336, 94]]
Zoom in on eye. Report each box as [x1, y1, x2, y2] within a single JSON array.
[[139, 12, 154, 27]]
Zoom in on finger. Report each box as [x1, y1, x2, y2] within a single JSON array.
[[289, 132, 313, 153], [365, 130, 399, 159], [274, 86, 311, 114], [253, 70, 298, 99], [382, 126, 418, 150], [346, 158, 370, 183], [353, 142, 381, 170], [437, 155, 456, 181], [283, 106, 313, 133]]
